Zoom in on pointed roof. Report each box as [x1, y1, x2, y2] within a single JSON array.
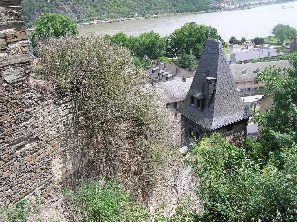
[[178, 39, 249, 131]]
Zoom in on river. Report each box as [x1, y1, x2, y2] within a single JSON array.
[[79, 1, 297, 41]]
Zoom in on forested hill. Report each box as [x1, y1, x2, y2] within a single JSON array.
[[21, 0, 212, 25]]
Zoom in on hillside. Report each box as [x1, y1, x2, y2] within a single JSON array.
[[21, 0, 212, 26]]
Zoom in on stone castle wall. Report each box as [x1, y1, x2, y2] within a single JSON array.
[[0, 0, 87, 207], [0, 1, 201, 213]]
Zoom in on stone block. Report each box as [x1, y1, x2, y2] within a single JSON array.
[[4, 29, 27, 43], [0, 38, 6, 50], [0, 0, 21, 7], [0, 21, 25, 31], [0, 54, 31, 68], [0, 6, 22, 23]]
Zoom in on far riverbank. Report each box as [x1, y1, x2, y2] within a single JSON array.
[[79, 1, 297, 41]]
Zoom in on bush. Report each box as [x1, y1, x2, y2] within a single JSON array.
[[252, 37, 265, 45], [35, 35, 170, 202], [70, 181, 149, 221], [30, 13, 78, 47], [1, 200, 29, 222], [175, 52, 197, 70]]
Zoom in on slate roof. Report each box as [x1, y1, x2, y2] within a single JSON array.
[[230, 48, 278, 63], [230, 60, 291, 82], [178, 39, 249, 131], [148, 77, 193, 104], [148, 63, 195, 82]]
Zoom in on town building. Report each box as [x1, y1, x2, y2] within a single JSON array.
[[230, 47, 278, 63], [230, 60, 291, 96], [148, 62, 194, 83], [177, 40, 250, 146]]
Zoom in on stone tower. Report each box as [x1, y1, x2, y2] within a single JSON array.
[[178, 39, 249, 146]]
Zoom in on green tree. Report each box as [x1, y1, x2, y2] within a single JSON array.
[[229, 36, 240, 45], [240, 37, 246, 44], [109, 32, 133, 50], [272, 24, 297, 44], [175, 52, 197, 70], [252, 37, 265, 45], [191, 134, 297, 222], [166, 22, 221, 59], [133, 31, 166, 60], [30, 13, 78, 47], [256, 56, 297, 153]]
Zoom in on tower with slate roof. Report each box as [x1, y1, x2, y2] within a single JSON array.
[[177, 39, 249, 146]]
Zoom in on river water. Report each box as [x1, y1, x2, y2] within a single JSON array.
[[79, 1, 297, 40]]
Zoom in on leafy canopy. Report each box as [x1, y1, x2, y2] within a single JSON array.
[[166, 22, 222, 59], [191, 55, 297, 221], [272, 24, 297, 44], [191, 134, 297, 222], [30, 13, 78, 47]]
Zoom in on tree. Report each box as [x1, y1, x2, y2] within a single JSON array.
[[240, 37, 246, 44], [109, 32, 133, 50], [191, 134, 297, 222], [30, 13, 78, 47], [256, 55, 297, 152], [133, 31, 166, 60], [191, 55, 297, 221], [175, 52, 197, 70], [229, 36, 241, 45], [252, 37, 265, 45], [166, 22, 221, 59], [272, 24, 297, 44]]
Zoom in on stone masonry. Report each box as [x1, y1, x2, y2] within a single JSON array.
[[0, 0, 82, 207]]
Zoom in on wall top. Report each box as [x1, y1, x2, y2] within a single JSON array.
[[0, 0, 22, 7], [0, 0, 24, 31]]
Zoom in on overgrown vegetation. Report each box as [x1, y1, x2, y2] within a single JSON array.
[[30, 13, 78, 47], [68, 180, 198, 221], [69, 181, 149, 221], [35, 35, 173, 202], [107, 22, 221, 69], [1, 200, 29, 222], [190, 55, 297, 221]]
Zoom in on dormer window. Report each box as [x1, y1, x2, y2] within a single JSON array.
[[196, 99, 201, 109], [190, 96, 195, 106], [190, 94, 204, 111]]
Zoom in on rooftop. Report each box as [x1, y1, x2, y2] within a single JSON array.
[[230, 60, 291, 82], [178, 39, 249, 131]]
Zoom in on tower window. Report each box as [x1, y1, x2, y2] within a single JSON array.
[[227, 125, 234, 131], [197, 99, 201, 108], [190, 96, 195, 106]]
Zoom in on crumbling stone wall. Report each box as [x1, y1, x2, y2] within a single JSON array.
[[0, 1, 201, 213], [0, 0, 79, 207]]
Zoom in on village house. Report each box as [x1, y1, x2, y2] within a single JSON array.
[[147, 43, 292, 146], [147, 62, 194, 83], [177, 40, 250, 146], [230, 60, 291, 96], [230, 47, 279, 63], [148, 60, 291, 109]]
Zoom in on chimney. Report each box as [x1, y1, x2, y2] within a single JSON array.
[[182, 77, 186, 82]]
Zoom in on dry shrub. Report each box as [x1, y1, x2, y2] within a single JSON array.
[[34, 35, 172, 202]]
